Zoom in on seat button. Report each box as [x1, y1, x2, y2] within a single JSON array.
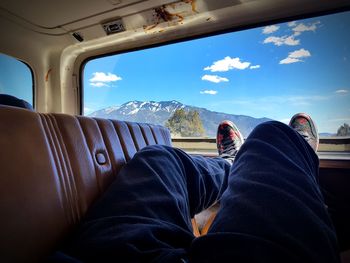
[[96, 152, 106, 164]]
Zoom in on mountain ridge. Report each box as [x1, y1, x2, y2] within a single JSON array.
[[89, 100, 272, 137]]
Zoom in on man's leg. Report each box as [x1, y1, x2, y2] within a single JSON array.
[[63, 145, 231, 262], [191, 121, 340, 263]]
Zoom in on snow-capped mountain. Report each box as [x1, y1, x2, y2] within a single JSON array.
[[89, 100, 272, 137]]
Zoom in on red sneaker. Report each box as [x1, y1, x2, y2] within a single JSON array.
[[216, 120, 244, 163], [289, 113, 319, 151]]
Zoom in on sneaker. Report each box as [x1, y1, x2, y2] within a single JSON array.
[[289, 113, 319, 151], [216, 120, 244, 163]]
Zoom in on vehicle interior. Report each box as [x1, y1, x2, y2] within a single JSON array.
[[1, 0, 350, 262]]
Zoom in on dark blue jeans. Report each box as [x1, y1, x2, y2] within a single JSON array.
[[62, 121, 339, 262]]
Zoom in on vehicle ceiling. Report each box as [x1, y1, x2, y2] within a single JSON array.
[[1, 0, 350, 56]]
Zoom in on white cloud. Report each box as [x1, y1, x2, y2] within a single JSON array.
[[289, 49, 311, 58], [288, 21, 297, 27], [90, 82, 109, 87], [335, 89, 349, 94], [90, 72, 122, 83], [292, 21, 320, 34], [263, 21, 320, 47], [262, 25, 280, 34], [201, 74, 229, 83], [204, 56, 250, 72], [263, 35, 300, 46], [89, 72, 122, 88], [249, 65, 260, 69], [200, 90, 218, 95], [284, 36, 300, 46], [279, 57, 301, 64], [280, 48, 311, 64]]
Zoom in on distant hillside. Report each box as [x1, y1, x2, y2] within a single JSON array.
[[89, 100, 272, 137], [319, 132, 336, 137]]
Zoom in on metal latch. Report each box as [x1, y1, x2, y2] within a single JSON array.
[[102, 18, 125, 35]]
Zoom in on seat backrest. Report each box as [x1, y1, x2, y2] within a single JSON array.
[[0, 106, 172, 263], [0, 94, 34, 111]]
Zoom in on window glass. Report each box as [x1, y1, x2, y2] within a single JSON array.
[[83, 11, 350, 152], [0, 53, 33, 106]]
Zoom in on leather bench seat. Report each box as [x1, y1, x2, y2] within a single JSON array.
[[0, 105, 173, 263], [4, 105, 347, 262]]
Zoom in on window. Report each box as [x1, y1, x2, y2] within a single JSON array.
[[0, 53, 33, 107], [83, 11, 350, 153]]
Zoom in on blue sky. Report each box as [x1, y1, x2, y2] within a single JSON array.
[[84, 11, 350, 134], [0, 54, 33, 104]]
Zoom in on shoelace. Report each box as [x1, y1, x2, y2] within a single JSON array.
[[295, 129, 311, 142], [220, 137, 239, 156]]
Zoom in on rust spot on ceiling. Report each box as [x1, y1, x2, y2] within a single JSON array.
[[155, 6, 173, 22], [45, 69, 52, 82], [155, 5, 184, 23], [183, 0, 198, 13], [144, 1, 197, 32], [144, 22, 159, 31]]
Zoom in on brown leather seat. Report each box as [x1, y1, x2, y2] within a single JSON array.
[[0, 105, 173, 263]]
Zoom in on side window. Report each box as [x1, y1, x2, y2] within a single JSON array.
[[0, 53, 34, 107], [82, 11, 350, 153]]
